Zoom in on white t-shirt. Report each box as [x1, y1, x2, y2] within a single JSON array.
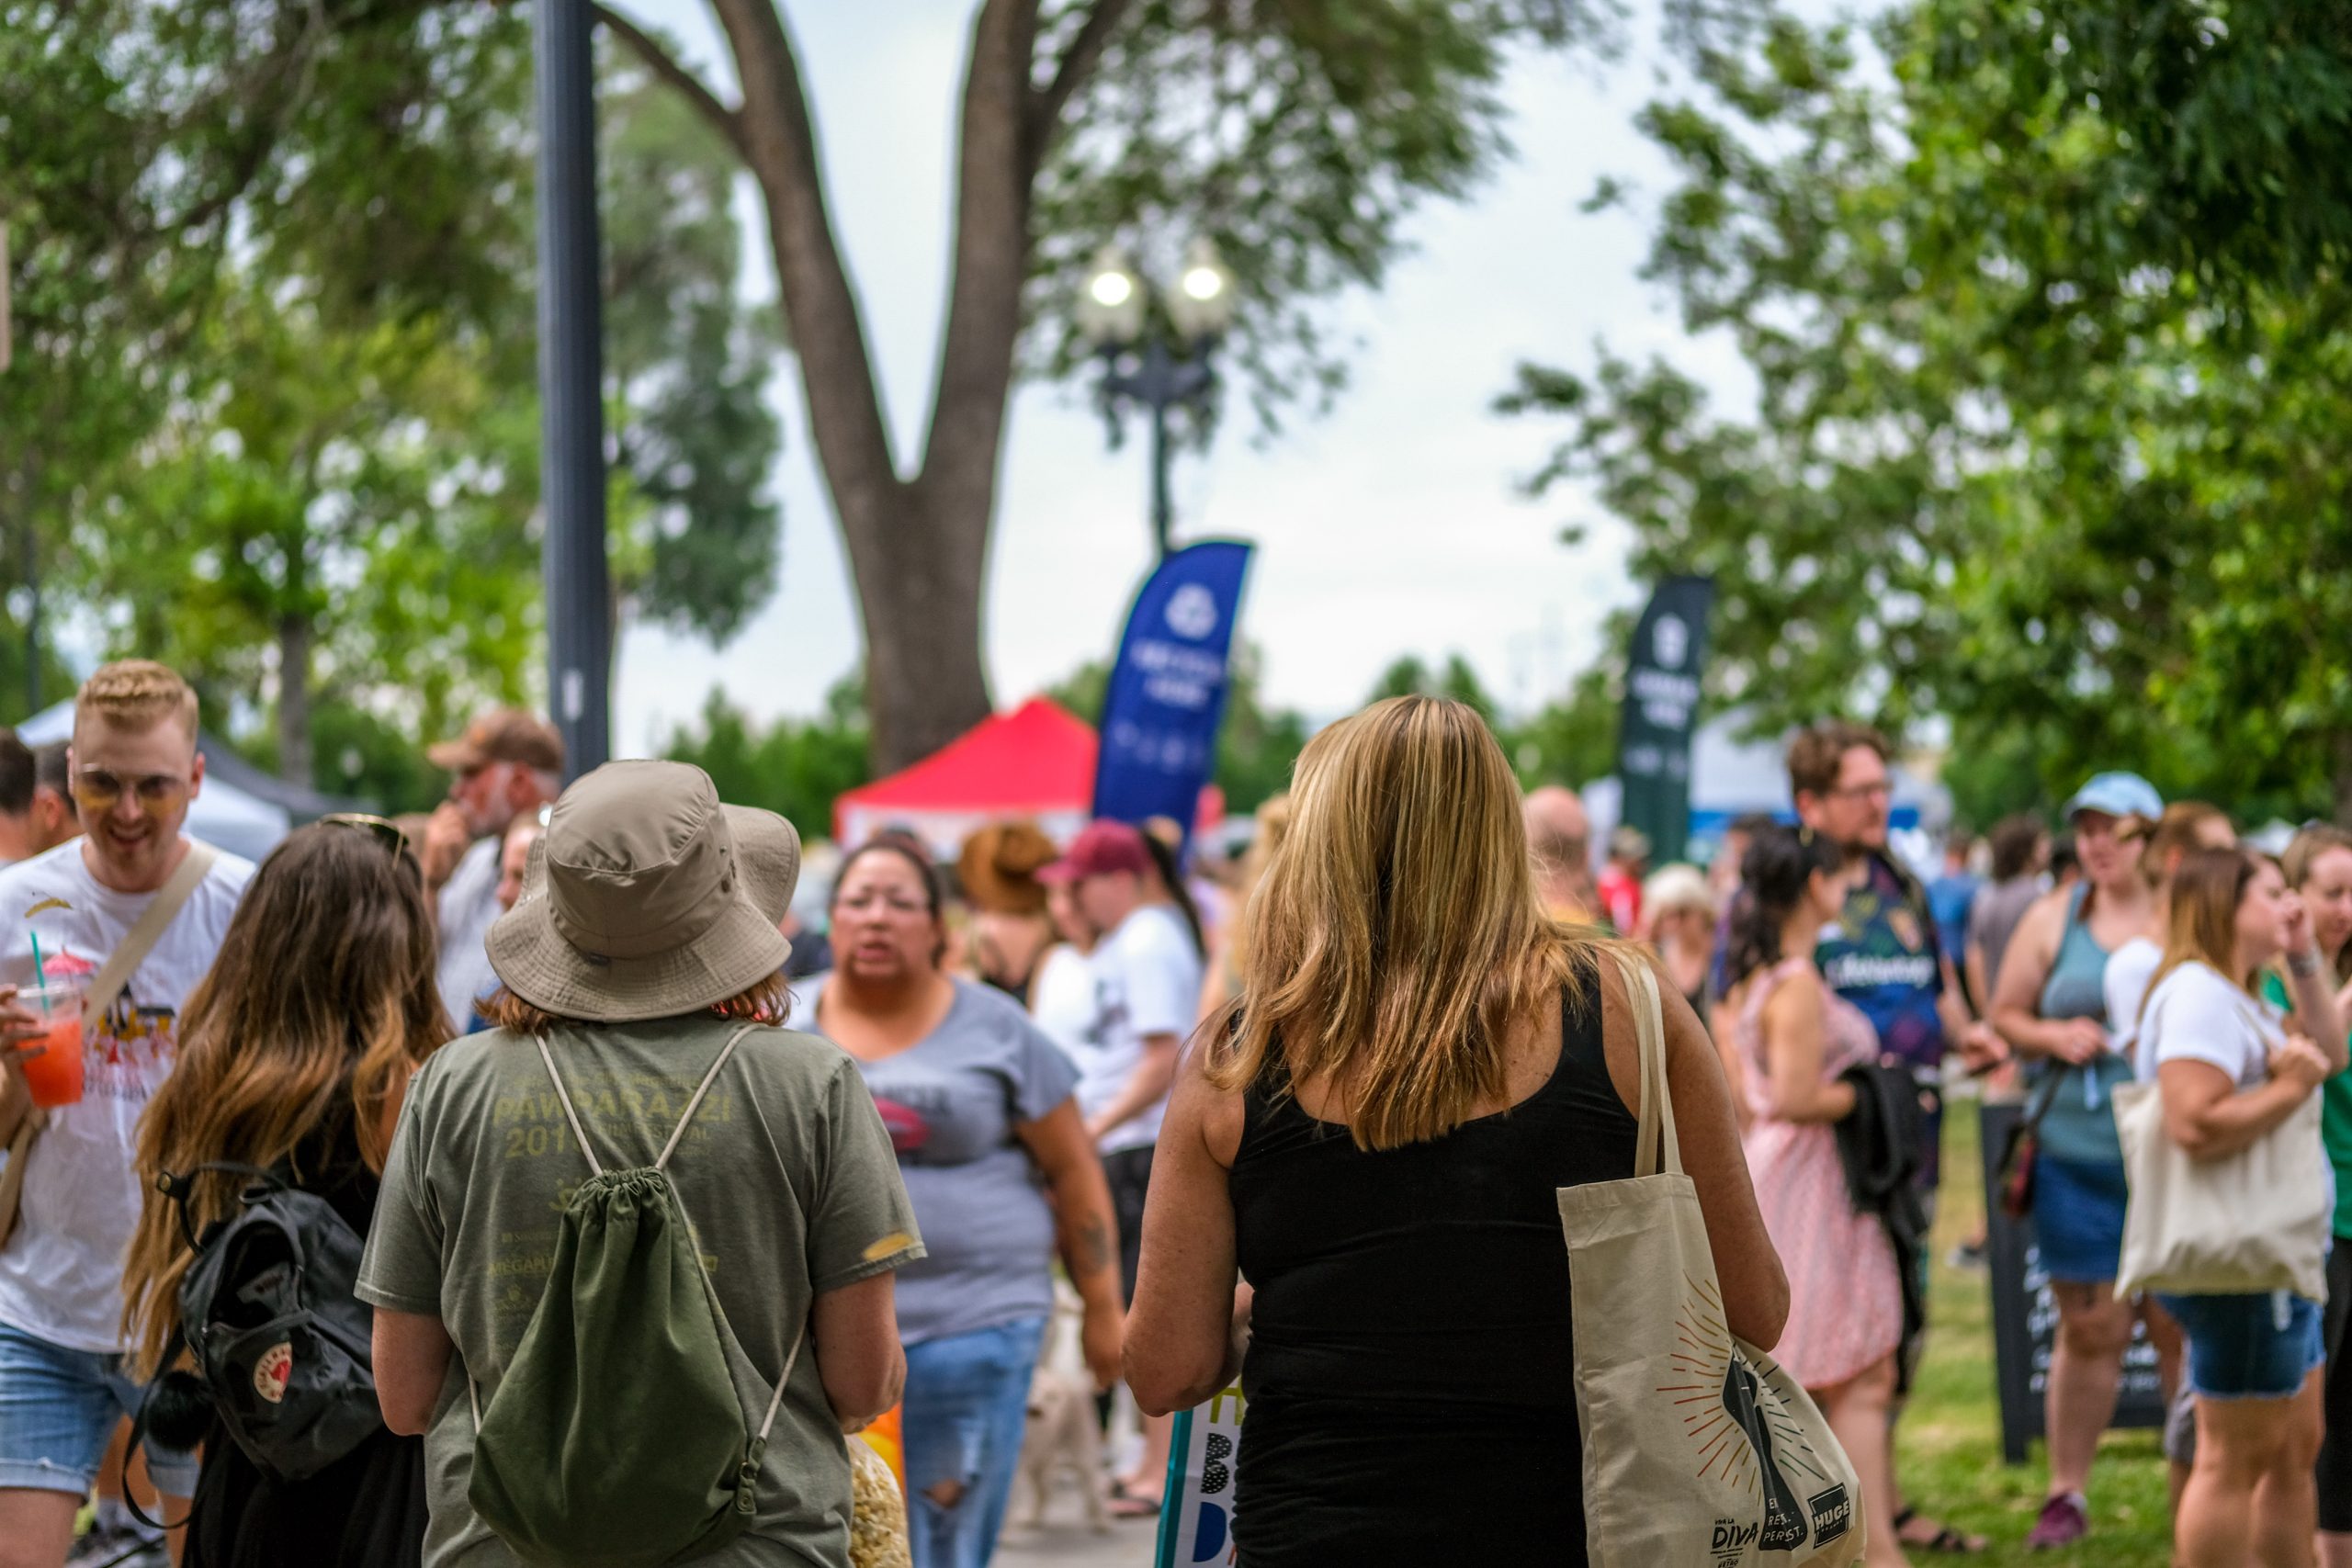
[[2134, 959, 2286, 1089], [1070, 906, 1204, 1155], [0, 838, 254, 1351], [2103, 935, 2164, 1057], [435, 835, 503, 1031], [1028, 943, 1097, 1066]]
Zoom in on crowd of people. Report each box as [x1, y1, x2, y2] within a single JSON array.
[[0, 665, 2346, 1568]]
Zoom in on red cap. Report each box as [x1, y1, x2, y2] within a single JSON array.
[[1037, 820, 1153, 884]]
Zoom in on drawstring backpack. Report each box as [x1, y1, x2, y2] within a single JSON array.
[[466, 1023, 805, 1568]]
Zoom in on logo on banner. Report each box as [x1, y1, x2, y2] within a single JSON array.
[[1165, 583, 1221, 640], [1654, 613, 1690, 670]]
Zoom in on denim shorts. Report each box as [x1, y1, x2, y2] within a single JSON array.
[[2030, 1156, 2129, 1283], [2156, 1291, 2325, 1401], [0, 1323, 200, 1497]]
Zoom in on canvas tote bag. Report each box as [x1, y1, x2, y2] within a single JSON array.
[[2112, 986, 2330, 1303], [1559, 953, 1865, 1568]]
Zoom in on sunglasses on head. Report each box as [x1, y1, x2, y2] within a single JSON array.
[[320, 813, 415, 862], [71, 767, 191, 818]]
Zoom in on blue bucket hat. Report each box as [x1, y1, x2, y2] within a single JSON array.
[[2064, 771, 2162, 823]]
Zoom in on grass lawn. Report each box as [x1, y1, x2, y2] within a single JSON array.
[[1900, 1100, 2170, 1566]]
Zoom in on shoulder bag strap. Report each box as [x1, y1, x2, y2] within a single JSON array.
[[85, 842, 218, 1026], [1616, 951, 1682, 1179]]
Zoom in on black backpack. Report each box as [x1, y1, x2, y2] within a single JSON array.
[[138, 1161, 385, 1487]]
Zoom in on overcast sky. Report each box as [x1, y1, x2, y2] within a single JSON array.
[[611, 1, 1756, 755]]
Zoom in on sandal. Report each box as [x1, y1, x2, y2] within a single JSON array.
[[1109, 1491, 1163, 1519], [1894, 1507, 1987, 1554]]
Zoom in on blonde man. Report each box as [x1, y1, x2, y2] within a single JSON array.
[[0, 661, 256, 1568]]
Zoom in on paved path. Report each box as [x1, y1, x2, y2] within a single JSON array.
[[993, 1511, 1160, 1567]]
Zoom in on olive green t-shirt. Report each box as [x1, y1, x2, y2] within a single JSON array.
[[356, 1018, 924, 1568]]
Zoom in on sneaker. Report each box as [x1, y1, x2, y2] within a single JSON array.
[[2027, 1492, 2089, 1549], [66, 1524, 168, 1567]]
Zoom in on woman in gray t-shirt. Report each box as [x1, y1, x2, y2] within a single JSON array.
[[804, 840, 1125, 1568]]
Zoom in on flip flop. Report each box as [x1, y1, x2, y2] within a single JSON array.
[[1894, 1507, 1987, 1554], [1109, 1492, 1163, 1519]]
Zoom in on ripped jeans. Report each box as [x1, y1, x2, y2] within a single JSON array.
[[900, 1314, 1046, 1568]]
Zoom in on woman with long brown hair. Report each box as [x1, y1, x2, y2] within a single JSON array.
[[1125, 696, 1786, 1564], [121, 820, 451, 1568]]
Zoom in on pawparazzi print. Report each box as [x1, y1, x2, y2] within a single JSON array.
[[1659, 1273, 1850, 1556]]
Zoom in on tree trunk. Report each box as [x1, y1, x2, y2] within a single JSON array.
[[699, 0, 1110, 773], [277, 613, 313, 790]]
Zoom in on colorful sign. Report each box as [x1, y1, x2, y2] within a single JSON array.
[[1155, 1382, 1246, 1567]]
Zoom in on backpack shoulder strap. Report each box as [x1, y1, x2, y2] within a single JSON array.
[[655, 1023, 760, 1174], [85, 841, 217, 1024], [534, 1032, 606, 1178]]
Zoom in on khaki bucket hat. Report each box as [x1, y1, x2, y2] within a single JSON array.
[[487, 761, 796, 1023]]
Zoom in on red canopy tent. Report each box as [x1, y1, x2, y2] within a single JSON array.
[[833, 697, 1101, 856], [832, 695, 1223, 856]]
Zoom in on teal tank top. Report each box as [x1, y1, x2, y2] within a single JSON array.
[[2029, 885, 2132, 1165]]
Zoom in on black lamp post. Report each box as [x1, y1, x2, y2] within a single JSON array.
[[1079, 240, 1238, 559], [535, 0, 611, 780]]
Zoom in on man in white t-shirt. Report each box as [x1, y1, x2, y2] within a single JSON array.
[[1039, 818, 1204, 1515], [0, 661, 255, 1568], [416, 709, 562, 1032]]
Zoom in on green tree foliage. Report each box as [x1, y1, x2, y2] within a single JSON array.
[[1506, 1, 2352, 820], [662, 679, 873, 840], [2, 8, 787, 789]]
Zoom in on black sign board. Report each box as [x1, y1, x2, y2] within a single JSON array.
[[1977, 1101, 2168, 1463], [1617, 574, 1713, 868]]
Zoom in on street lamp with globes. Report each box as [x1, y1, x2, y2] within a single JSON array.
[[1077, 238, 1238, 558]]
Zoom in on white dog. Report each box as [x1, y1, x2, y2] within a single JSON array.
[[1016, 1282, 1110, 1532]]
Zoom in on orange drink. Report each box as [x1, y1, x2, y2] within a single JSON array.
[[16, 981, 85, 1109]]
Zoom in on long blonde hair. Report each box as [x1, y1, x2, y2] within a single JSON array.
[[122, 825, 450, 1377], [1221, 792, 1292, 996], [1205, 696, 1602, 1149]]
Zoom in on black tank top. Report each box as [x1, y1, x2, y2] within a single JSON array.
[[1227, 960, 1638, 1565]]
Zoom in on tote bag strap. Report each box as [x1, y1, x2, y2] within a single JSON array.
[[1615, 951, 1683, 1179]]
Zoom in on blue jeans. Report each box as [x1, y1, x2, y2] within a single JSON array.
[[901, 1315, 1046, 1568], [0, 1323, 199, 1497]]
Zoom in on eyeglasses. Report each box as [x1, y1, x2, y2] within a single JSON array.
[[71, 767, 191, 818], [1825, 781, 1894, 803], [320, 813, 413, 861]]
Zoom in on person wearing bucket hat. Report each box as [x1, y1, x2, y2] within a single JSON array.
[[356, 761, 925, 1568], [1986, 770, 2185, 1548]]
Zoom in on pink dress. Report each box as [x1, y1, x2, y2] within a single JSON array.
[[1736, 956, 1904, 1391]]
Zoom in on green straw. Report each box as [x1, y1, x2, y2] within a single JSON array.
[[26, 929, 45, 1014]]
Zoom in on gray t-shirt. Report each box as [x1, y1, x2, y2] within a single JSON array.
[[801, 976, 1079, 1346], [356, 1017, 923, 1568], [1968, 874, 2044, 997]]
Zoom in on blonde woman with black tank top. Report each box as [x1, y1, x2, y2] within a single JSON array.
[[1124, 696, 1788, 1565]]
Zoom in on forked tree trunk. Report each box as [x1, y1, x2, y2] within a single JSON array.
[[622, 0, 1131, 773]]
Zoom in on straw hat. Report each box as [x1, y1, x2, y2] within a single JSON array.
[[487, 761, 797, 1023], [956, 820, 1057, 916]]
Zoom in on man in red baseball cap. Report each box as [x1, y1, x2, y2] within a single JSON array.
[[420, 709, 564, 1029], [1039, 818, 1204, 1514]]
